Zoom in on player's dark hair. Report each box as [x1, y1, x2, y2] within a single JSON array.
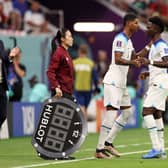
[[123, 13, 137, 27], [51, 28, 69, 54], [149, 16, 165, 33]]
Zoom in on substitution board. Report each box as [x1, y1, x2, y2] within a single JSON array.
[[32, 96, 87, 159]]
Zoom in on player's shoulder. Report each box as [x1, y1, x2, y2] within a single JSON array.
[[153, 39, 168, 48], [114, 32, 129, 42]]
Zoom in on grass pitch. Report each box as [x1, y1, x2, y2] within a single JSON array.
[[0, 127, 168, 168]]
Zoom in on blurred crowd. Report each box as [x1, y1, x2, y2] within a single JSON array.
[[110, 0, 168, 29], [0, 0, 51, 35], [1, 0, 168, 124]]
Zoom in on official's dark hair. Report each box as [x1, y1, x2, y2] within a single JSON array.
[[123, 13, 137, 27], [149, 16, 165, 33], [51, 28, 69, 54]]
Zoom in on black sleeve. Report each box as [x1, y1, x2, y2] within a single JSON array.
[[0, 40, 5, 58], [19, 64, 26, 72], [0, 40, 11, 66]]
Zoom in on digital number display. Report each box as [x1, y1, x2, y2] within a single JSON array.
[[32, 96, 87, 159]]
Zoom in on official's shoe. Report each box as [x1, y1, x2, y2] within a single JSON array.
[[160, 151, 167, 159], [95, 149, 112, 159], [38, 152, 75, 160], [57, 156, 75, 160], [104, 141, 121, 157], [142, 149, 161, 159]]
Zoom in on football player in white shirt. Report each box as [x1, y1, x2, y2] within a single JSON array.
[[95, 13, 151, 159], [139, 16, 168, 159]]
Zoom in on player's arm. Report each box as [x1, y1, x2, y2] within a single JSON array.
[[132, 40, 152, 59], [139, 43, 168, 68], [132, 43, 151, 59], [139, 56, 168, 68], [152, 56, 168, 68], [135, 46, 150, 58], [115, 51, 140, 67]]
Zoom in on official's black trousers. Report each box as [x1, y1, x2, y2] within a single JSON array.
[[0, 84, 7, 128]]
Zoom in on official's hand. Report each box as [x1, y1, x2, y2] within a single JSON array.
[[55, 87, 63, 98]]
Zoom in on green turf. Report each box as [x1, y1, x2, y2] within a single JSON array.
[[0, 127, 168, 168]]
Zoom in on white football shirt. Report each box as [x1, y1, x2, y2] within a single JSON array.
[[148, 39, 168, 86], [103, 32, 134, 88]]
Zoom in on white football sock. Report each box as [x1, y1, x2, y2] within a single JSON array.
[[144, 115, 161, 150], [155, 118, 165, 152], [97, 110, 117, 149], [106, 107, 132, 143]]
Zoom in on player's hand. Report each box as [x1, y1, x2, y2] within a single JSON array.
[[138, 57, 150, 65], [132, 59, 142, 67], [55, 87, 63, 98], [139, 71, 149, 80]]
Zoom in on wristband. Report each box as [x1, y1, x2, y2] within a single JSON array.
[[150, 60, 154, 65], [145, 45, 150, 51]]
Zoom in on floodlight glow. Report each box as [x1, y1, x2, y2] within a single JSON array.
[[73, 22, 115, 32]]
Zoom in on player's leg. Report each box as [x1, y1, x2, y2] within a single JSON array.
[[104, 88, 132, 157], [95, 84, 120, 158], [153, 86, 168, 159], [142, 86, 162, 159], [142, 108, 161, 159], [154, 110, 167, 159]]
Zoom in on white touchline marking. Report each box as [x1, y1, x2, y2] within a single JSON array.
[[116, 145, 127, 148], [11, 157, 95, 168], [76, 141, 168, 152], [12, 147, 168, 168], [131, 144, 142, 146]]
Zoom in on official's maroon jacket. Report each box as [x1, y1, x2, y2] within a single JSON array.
[[47, 46, 74, 94]]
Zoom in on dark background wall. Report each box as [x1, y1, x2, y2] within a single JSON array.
[[39, 0, 148, 67]]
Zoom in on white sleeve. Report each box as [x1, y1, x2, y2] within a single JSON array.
[[113, 36, 126, 53], [159, 42, 168, 58]]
